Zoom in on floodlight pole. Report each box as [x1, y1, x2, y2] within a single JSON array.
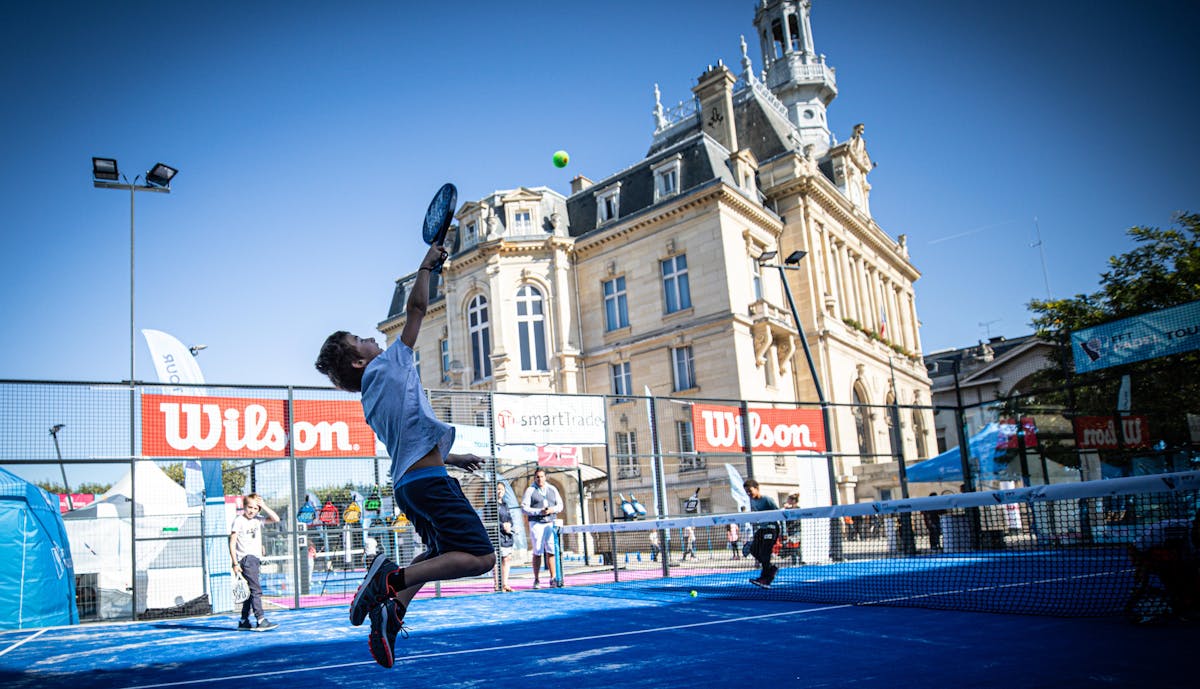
[[760, 253, 843, 560], [93, 171, 171, 386]]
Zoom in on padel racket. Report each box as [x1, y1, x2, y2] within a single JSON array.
[[618, 493, 637, 520], [630, 493, 647, 517], [422, 182, 457, 273]]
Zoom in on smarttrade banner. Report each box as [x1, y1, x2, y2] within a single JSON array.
[[492, 393, 607, 446], [691, 403, 826, 454], [1071, 300, 1200, 373], [141, 394, 376, 458]]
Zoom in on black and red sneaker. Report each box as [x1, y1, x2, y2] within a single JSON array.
[[385, 599, 408, 649], [367, 605, 393, 668], [350, 555, 400, 626]]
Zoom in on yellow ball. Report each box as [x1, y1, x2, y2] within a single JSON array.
[[690, 590, 698, 597], [552, 150, 569, 168]]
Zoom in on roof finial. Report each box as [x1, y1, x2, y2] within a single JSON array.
[[740, 35, 752, 75], [653, 83, 667, 130]]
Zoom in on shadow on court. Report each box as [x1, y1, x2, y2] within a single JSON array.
[[0, 584, 1194, 689]]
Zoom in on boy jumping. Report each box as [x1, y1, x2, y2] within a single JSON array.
[[315, 243, 494, 668]]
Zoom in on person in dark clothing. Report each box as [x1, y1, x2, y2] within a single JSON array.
[[923, 492, 946, 550], [497, 481, 515, 592], [743, 479, 780, 588]]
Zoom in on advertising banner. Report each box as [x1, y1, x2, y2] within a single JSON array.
[[996, 417, 1038, 449], [692, 403, 826, 453], [537, 445, 580, 468], [1073, 415, 1150, 450], [141, 394, 376, 458], [492, 393, 606, 445], [1071, 300, 1200, 373]]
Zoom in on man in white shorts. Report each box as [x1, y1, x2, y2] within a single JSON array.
[[521, 468, 563, 588]]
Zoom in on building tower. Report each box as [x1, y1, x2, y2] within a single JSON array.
[[754, 0, 837, 155]]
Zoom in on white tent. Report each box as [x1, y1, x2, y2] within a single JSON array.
[[64, 461, 201, 619]]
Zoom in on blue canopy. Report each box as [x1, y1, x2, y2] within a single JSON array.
[[0, 466, 78, 629], [906, 423, 1014, 483]]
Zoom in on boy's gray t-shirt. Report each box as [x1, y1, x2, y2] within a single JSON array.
[[360, 341, 455, 489]]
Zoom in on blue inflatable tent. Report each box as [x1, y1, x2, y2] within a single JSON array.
[[0, 466, 78, 629]]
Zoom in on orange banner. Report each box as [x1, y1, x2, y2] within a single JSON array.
[[141, 394, 376, 458], [691, 403, 826, 453]]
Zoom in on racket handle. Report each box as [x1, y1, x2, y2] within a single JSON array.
[[430, 226, 456, 274]]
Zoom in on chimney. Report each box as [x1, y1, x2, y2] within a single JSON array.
[[692, 61, 738, 152], [571, 175, 594, 194]]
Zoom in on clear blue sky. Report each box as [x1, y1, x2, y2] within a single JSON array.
[[2, 0, 1197, 388]]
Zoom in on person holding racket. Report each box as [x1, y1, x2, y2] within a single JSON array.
[[229, 493, 280, 631], [315, 185, 495, 668], [522, 468, 563, 588], [743, 479, 780, 588]]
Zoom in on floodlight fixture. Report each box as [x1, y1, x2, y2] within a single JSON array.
[[757, 250, 778, 264], [145, 163, 178, 188], [189, 344, 208, 356], [92, 157, 120, 181], [784, 250, 807, 265]]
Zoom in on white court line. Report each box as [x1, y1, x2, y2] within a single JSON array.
[[119, 604, 853, 689], [0, 628, 46, 658]]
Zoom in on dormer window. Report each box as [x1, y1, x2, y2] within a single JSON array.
[[513, 210, 532, 234], [596, 183, 621, 224], [465, 221, 477, 244], [652, 154, 682, 202]]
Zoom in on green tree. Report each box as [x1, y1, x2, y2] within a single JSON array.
[[1027, 212, 1200, 449], [75, 482, 113, 495], [35, 481, 111, 495]]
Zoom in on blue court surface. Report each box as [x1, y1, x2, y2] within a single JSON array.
[[0, 581, 1193, 689]]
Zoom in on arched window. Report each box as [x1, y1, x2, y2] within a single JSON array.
[[468, 295, 492, 382], [852, 385, 873, 462], [515, 285, 548, 372]]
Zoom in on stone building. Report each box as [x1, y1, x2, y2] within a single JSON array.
[[380, 0, 936, 521]]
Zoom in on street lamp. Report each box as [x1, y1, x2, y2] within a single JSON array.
[[757, 249, 842, 558], [188, 344, 208, 357], [49, 424, 72, 510], [91, 157, 178, 385]]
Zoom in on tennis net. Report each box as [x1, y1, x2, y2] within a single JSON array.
[[557, 471, 1200, 617]]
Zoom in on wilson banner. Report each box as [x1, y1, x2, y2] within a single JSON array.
[[692, 403, 826, 454], [1074, 415, 1151, 450], [141, 394, 376, 458]]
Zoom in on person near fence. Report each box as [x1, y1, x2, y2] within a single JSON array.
[[229, 493, 280, 631], [923, 492, 946, 550], [497, 481, 515, 592], [726, 523, 741, 559], [1127, 509, 1200, 623], [315, 242, 495, 668], [681, 525, 697, 560], [648, 528, 661, 562], [743, 479, 780, 588], [521, 468, 563, 588]]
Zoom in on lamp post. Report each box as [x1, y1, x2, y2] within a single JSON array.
[[91, 157, 178, 385], [50, 424, 72, 510], [758, 250, 842, 559]]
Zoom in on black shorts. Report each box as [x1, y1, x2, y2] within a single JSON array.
[[394, 468, 494, 558]]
